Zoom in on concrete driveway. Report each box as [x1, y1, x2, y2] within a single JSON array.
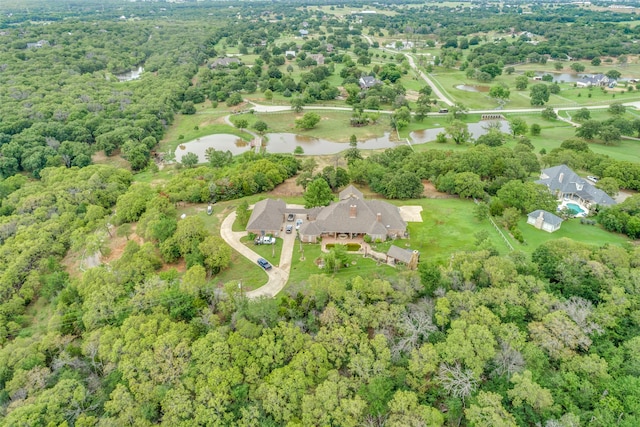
[[220, 211, 295, 298]]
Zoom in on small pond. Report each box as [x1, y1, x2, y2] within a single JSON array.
[[455, 84, 490, 92], [174, 134, 249, 162], [534, 71, 582, 83], [116, 66, 144, 82], [410, 120, 512, 144], [176, 120, 514, 161], [263, 132, 404, 155]]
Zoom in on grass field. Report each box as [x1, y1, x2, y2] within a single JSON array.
[[287, 242, 399, 287], [240, 236, 283, 267], [233, 110, 395, 143], [399, 198, 515, 262], [514, 216, 631, 252]]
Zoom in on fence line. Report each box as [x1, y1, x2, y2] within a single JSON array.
[[474, 198, 514, 251]]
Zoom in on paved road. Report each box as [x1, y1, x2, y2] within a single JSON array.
[[362, 34, 453, 106], [220, 211, 295, 298]]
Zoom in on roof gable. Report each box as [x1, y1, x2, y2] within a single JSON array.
[[246, 199, 286, 231]]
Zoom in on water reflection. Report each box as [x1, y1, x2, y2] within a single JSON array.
[[455, 84, 489, 92], [410, 120, 511, 143], [534, 71, 581, 83], [263, 132, 403, 155], [175, 121, 513, 161], [174, 134, 249, 162]]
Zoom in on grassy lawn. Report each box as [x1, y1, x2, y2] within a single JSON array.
[[397, 198, 516, 262], [212, 253, 268, 291], [513, 217, 631, 252], [240, 236, 283, 267], [287, 242, 399, 287], [234, 110, 394, 143]]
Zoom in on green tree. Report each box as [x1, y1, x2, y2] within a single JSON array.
[[465, 391, 517, 427], [509, 117, 528, 137], [489, 85, 510, 102], [570, 63, 585, 73], [596, 177, 619, 197], [541, 106, 557, 120], [252, 120, 268, 134], [385, 171, 423, 199], [530, 123, 541, 136], [199, 236, 232, 276], [508, 370, 553, 413], [304, 178, 334, 208], [575, 120, 602, 139], [530, 84, 550, 106], [236, 200, 251, 227], [233, 118, 248, 130], [515, 76, 529, 91], [204, 148, 233, 168], [291, 97, 305, 113], [295, 112, 321, 130], [598, 125, 621, 145], [606, 69, 621, 80], [181, 152, 199, 168], [608, 102, 626, 116], [572, 108, 591, 122], [446, 120, 471, 144], [344, 135, 362, 166]]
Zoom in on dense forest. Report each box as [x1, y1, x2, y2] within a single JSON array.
[[2, 0, 640, 425]]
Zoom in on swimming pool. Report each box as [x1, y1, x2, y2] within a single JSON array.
[[566, 202, 586, 215]]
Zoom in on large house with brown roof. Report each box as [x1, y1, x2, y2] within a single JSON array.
[[299, 185, 407, 242], [245, 186, 407, 242], [246, 199, 286, 235]]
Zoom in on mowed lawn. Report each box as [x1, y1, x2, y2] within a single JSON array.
[[287, 242, 399, 287], [398, 198, 631, 262], [515, 217, 631, 251], [402, 198, 515, 262]]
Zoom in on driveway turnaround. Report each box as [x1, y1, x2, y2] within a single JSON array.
[[220, 211, 295, 298]]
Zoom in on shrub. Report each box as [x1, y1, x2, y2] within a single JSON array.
[[363, 235, 372, 243]]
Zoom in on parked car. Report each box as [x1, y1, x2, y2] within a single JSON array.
[[296, 219, 303, 230], [587, 176, 599, 183], [287, 213, 295, 221], [257, 258, 272, 270], [255, 236, 275, 245], [285, 224, 293, 234]]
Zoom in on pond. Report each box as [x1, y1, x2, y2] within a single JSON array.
[[175, 121, 513, 161], [534, 71, 582, 83], [115, 66, 144, 82], [455, 84, 490, 92], [263, 132, 404, 155], [175, 132, 407, 161], [410, 120, 512, 143], [174, 134, 250, 162]]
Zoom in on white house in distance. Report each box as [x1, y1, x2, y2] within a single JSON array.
[[576, 73, 616, 88], [527, 210, 563, 233]]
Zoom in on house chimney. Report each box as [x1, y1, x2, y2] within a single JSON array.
[[350, 205, 357, 218], [377, 212, 381, 222], [559, 173, 564, 183]]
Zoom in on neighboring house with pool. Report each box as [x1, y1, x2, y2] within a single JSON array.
[[536, 165, 616, 215]]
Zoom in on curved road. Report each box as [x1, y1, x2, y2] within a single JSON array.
[[220, 210, 296, 298], [362, 34, 453, 106]]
